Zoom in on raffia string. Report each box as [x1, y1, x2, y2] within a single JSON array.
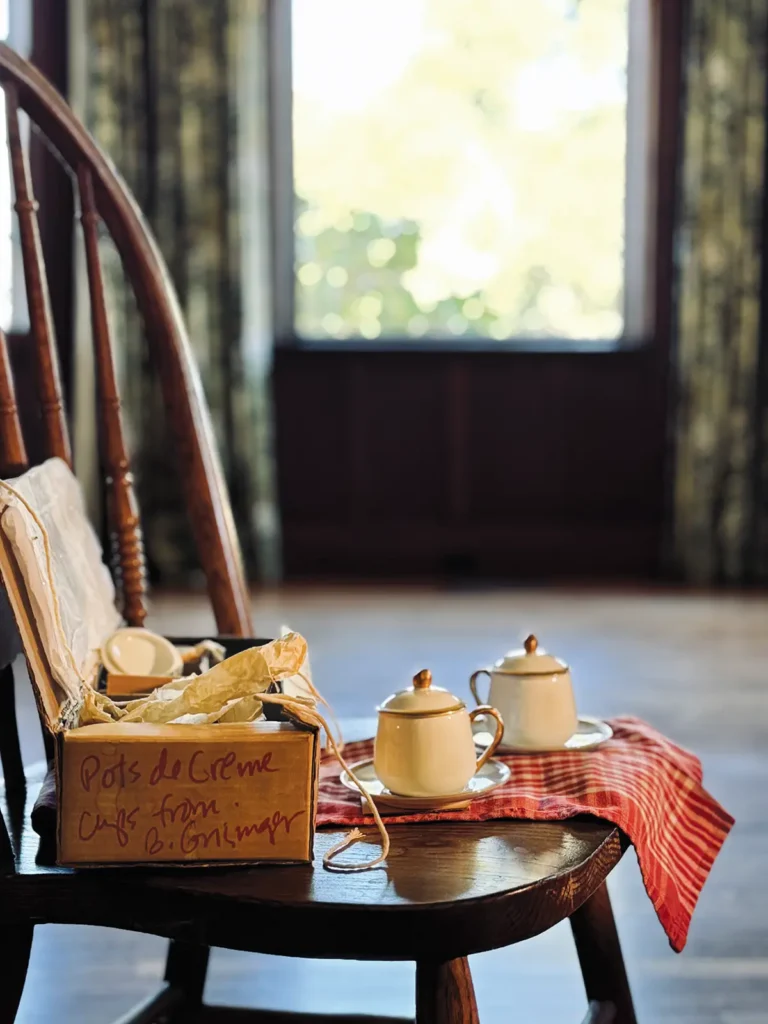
[[293, 667, 345, 755], [256, 688, 389, 871], [0, 478, 389, 872]]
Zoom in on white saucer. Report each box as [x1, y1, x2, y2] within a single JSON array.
[[472, 715, 613, 754], [339, 758, 511, 814]]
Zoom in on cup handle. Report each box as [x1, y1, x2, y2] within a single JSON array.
[[470, 705, 505, 771], [469, 668, 492, 705]]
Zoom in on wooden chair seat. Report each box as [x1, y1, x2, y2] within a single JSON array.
[[1, 756, 634, 1023], [1, 762, 626, 964]]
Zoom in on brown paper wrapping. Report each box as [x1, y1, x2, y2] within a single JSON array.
[[79, 633, 308, 727]]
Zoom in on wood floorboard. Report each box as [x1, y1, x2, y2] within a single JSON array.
[[8, 585, 766, 1023]]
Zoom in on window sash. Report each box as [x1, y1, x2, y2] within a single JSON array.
[[270, 0, 654, 349], [1, 0, 32, 333]]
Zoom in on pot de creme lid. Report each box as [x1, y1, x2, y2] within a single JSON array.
[[494, 634, 568, 676], [101, 627, 183, 678], [378, 669, 465, 715]]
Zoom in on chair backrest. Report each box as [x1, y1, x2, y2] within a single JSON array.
[[0, 42, 253, 637]]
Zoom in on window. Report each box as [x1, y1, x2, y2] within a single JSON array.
[[0, 0, 31, 332], [281, 0, 651, 345]]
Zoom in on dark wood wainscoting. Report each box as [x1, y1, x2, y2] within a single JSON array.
[[274, 345, 669, 581]]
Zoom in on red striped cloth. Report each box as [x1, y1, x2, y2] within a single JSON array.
[[318, 716, 733, 952]]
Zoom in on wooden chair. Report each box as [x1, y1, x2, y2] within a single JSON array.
[[0, 42, 638, 1024]]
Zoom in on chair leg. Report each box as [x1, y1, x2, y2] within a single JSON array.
[[416, 956, 479, 1024], [570, 882, 637, 1024], [0, 917, 33, 1024], [163, 940, 211, 1021], [0, 664, 26, 795], [580, 1002, 616, 1024]]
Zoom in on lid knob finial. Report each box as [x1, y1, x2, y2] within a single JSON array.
[[413, 669, 432, 689], [524, 634, 538, 654]]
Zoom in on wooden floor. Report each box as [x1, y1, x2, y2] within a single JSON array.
[[9, 585, 767, 1023]]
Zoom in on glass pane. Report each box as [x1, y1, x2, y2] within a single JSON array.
[[292, 0, 629, 341], [1, 0, 30, 333]]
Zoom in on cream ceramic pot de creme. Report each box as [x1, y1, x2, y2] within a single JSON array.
[[374, 670, 504, 797], [470, 635, 578, 751]]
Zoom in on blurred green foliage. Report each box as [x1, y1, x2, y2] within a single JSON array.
[[293, 0, 629, 341]]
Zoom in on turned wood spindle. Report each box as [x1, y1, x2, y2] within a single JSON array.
[[0, 329, 28, 478], [78, 164, 147, 627], [4, 84, 71, 466]]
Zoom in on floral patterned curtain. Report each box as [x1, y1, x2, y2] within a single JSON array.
[[84, 0, 280, 584], [672, 0, 768, 583]]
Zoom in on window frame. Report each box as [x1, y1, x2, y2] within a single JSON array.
[[268, 0, 658, 354]]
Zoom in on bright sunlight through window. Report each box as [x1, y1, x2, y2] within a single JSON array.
[[292, 0, 633, 342], [0, 0, 30, 332]]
